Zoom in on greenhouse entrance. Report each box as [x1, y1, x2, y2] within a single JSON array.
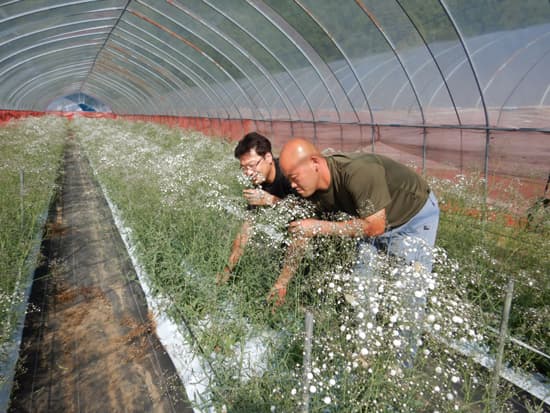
[[9, 138, 192, 412]]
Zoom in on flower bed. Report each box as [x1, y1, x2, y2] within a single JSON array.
[[0, 116, 66, 406], [74, 116, 547, 412]]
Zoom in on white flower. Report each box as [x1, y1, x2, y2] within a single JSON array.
[[329, 378, 336, 386], [427, 314, 436, 323], [291, 388, 297, 395], [360, 347, 368, 356], [452, 316, 464, 324], [414, 290, 425, 298], [451, 376, 460, 383], [323, 396, 331, 404], [392, 339, 402, 348], [309, 385, 316, 393]]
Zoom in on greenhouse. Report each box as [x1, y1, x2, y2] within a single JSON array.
[[1, 1, 549, 412]]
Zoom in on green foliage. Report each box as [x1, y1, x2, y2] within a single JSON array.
[[65, 118, 549, 411], [0, 116, 66, 359]]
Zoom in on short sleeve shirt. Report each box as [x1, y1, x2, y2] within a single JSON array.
[[308, 153, 430, 229], [261, 158, 296, 199]]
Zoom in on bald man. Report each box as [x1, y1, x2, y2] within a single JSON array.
[[267, 138, 439, 308]]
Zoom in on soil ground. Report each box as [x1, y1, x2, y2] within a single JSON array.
[[9, 139, 193, 412]]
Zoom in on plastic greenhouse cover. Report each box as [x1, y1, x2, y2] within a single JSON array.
[[0, 0, 548, 130]]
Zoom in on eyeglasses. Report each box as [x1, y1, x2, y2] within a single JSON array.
[[240, 157, 263, 172]]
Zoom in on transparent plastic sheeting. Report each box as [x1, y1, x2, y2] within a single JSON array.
[[1, 0, 549, 130]]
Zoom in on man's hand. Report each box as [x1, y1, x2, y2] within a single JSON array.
[[288, 219, 324, 238], [243, 188, 275, 206], [267, 282, 287, 308], [216, 266, 232, 285]]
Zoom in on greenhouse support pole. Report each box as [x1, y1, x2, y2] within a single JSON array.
[[490, 278, 514, 411], [302, 311, 314, 413], [20, 169, 24, 231]]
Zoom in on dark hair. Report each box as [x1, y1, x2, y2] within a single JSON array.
[[234, 132, 272, 159]]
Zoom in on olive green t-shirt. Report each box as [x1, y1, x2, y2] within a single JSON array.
[[309, 153, 430, 229]]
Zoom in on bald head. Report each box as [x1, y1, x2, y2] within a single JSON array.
[[279, 138, 329, 197], [279, 138, 320, 174]]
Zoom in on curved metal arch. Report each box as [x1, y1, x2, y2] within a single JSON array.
[[395, 0, 462, 126], [479, 31, 550, 108], [83, 81, 142, 114], [0, 42, 102, 79], [120, 21, 232, 120], [249, 0, 352, 124], [127, 5, 252, 120], [292, 1, 370, 122], [497, 47, 550, 126], [392, 43, 460, 110], [293, 0, 374, 148], [111, 27, 219, 114], [200, 0, 315, 125], [0, 31, 110, 68], [164, 0, 275, 121], [365, 58, 406, 102], [44, 88, 113, 113], [167, 0, 296, 122], [85, 72, 148, 113], [427, 37, 501, 108], [439, 0, 490, 191], [8, 61, 92, 104], [346, 54, 396, 102], [0, 1, 118, 24], [93, 56, 171, 112], [101, 44, 197, 115], [354, 1, 426, 125], [0, 17, 116, 48], [400, 42, 460, 107], [15, 73, 90, 109]]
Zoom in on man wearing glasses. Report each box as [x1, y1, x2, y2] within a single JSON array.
[[217, 132, 296, 284]]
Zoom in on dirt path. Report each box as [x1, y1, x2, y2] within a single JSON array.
[[9, 139, 193, 412]]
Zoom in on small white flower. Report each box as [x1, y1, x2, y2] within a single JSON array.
[[290, 388, 297, 395], [452, 316, 464, 324], [392, 339, 402, 348], [329, 378, 336, 386], [323, 396, 331, 404], [451, 376, 460, 383], [360, 347, 368, 356], [446, 393, 454, 401], [309, 385, 316, 393], [414, 290, 424, 298]]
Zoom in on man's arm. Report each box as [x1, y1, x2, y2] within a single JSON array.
[[217, 220, 251, 284], [243, 188, 279, 206], [289, 208, 386, 238], [266, 234, 309, 306], [266, 209, 386, 306]]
